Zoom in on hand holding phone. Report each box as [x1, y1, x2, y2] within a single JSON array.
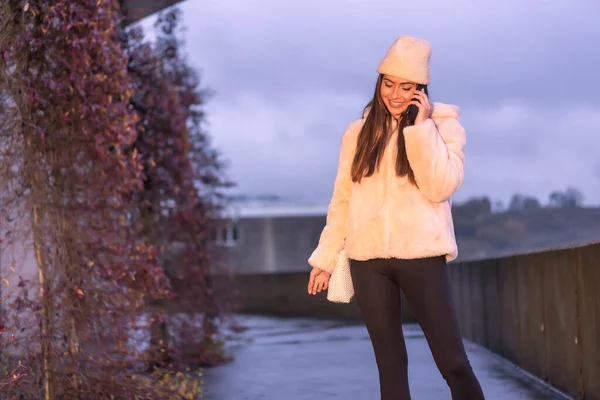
[[406, 84, 429, 125], [406, 84, 428, 124]]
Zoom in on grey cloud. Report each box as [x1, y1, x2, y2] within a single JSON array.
[[594, 161, 600, 181], [173, 0, 600, 109], [460, 102, 600, 205], [207, 94, 600, 205], [137, 0, 600, 206]]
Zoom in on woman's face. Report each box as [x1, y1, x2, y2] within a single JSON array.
[[379, 75, 417, 118]]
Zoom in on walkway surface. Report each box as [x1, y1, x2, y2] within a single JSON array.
[[203, 315, 571, 400]]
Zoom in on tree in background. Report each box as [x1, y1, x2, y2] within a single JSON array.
[[452, 197, 492, 220], [451, 197, 491, 238], [508, 194, 541, 211], [548, 187, 584, 208], [120, 7, 237, 368]]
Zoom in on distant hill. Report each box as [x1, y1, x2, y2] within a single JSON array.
[[452, 199, 600, 261]]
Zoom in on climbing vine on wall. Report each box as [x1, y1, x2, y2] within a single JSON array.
[[0, 1, 235, 398]]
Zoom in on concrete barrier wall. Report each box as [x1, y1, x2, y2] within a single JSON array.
[[234, 271, 415, 322], [224, 215, 326, 274], [446, 243, 600, 400], [234, 242, 600, 400]]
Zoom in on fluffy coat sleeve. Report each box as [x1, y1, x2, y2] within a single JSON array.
[[403, 117, 466, 203], [307, 121, 358, 273]]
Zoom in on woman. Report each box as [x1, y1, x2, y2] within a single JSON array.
[[307, 35, 485, 400]]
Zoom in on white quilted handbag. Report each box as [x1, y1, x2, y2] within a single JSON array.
[[327, 248, 354, 303]]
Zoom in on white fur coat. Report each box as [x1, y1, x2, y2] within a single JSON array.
[[308, 102, 465, 273]]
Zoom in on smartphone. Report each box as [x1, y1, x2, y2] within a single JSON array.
[[406, 84, 428, 122]]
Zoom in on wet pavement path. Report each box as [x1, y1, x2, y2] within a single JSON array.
[[203, 315, 571, 400]]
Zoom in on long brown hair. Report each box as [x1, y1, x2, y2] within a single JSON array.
[[350, 74, 422, 185]]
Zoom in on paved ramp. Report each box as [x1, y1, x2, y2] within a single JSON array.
[[204, 315, 570, 400]]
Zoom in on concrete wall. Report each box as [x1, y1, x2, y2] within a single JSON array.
[[0, 229, 39, 355], [447, 243, 600, 400], [218, 215, 326, 274], [234, 271, 415, 322], [234, 242, 600, 400], [0, 231, 38, 301]]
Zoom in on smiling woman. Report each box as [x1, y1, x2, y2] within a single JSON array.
[[353, 74, 430, 186], [380, 76, 421, 115], [307, 35, 485, 400]]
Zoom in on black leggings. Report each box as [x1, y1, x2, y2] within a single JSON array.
[[350, 256, 485, 400]]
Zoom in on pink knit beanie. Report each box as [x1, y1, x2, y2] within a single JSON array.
[[377, 35, 431, 85]]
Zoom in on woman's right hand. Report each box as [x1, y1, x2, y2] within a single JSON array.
[[308, 267, 331, 295]]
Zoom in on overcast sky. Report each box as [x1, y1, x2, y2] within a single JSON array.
[[141, 0, 600, 206]]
